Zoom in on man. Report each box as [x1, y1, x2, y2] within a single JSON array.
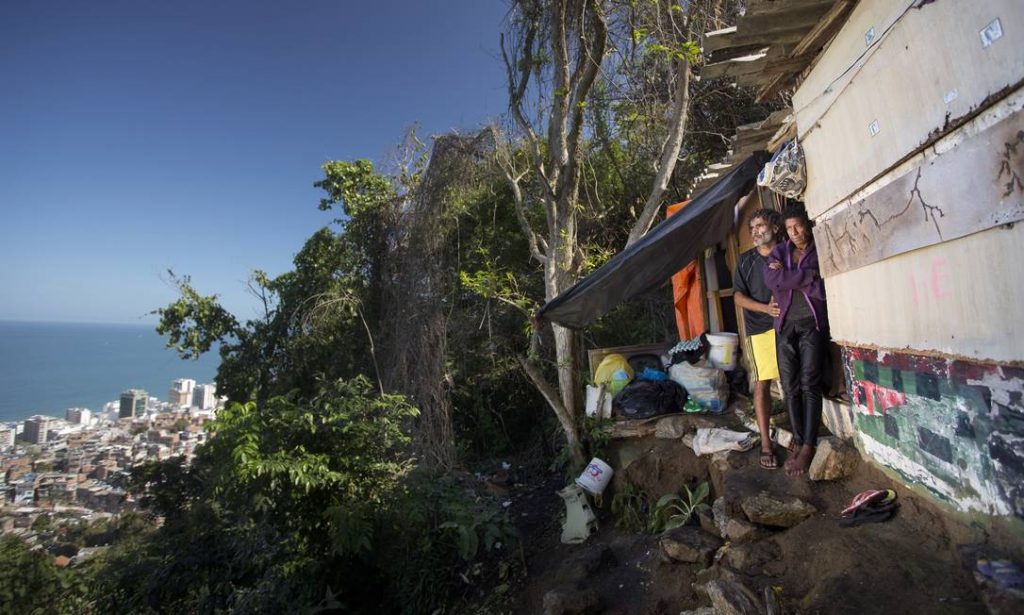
[[733, 208, 782, 470], [764, 205, 828, 478]]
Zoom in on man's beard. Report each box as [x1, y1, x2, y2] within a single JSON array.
[[753, 232, 774, 247]]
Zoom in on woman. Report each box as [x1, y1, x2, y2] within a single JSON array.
[[764, 205, 828, 477]]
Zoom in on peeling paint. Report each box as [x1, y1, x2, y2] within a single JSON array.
[[843, 346, 1024, 518], [815, 102, 1024, 277]]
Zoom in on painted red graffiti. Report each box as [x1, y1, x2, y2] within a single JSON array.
[[854, 380, 907, 415], [910, 256, 953, 308]]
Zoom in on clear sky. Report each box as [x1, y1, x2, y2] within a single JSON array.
[[1, 0, 509, 324]]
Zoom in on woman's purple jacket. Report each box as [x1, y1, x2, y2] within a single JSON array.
[[763, 239, 827, 332]]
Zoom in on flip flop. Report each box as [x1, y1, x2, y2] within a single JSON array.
[[760, 449, 779, 470], [841, 489, 895, 517], [839, 504, 898, 527]]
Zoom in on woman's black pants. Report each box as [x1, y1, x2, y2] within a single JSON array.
[[776, 317, 825, 447]]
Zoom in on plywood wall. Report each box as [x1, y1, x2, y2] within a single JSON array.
[[825, 224, 1024, 363], [814, 93, 1024, 277], [793, 0, 1024, 218]]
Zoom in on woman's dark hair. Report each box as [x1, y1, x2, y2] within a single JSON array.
[[748, 208, 781, 230], [781, 203, 811, 226]]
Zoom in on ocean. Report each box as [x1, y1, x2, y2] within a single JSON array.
[[0, 320, 220, 423]]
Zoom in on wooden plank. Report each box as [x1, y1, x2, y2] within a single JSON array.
[[746, 0, 839, 19], [739, 4, 838, 33], [791, 0, 856, 56], [731, 24, 822, 47], [814, 106, 1024, 278], [767, 117, 797, 152], [754, 0, 852, 101], [825, 224, 1024, 363], [701, 52, 767, 80], [702, 26, 736, 54]]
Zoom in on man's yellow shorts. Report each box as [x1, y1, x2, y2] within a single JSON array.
[[746, 329, 779, 382]]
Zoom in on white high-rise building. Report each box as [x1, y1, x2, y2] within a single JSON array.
[[192, 384, 217, 410], [0, 426, 14, 450], [169, 379, 196, 406], [66, 407, 92, 425]]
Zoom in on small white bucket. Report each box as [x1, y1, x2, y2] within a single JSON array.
[[575, 457, 614, 495], [706, 332, 739, 371]]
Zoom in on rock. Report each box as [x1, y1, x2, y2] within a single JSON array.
[[694, 504, 718, 537], [659, 527, 724, 565], [705, 579, 763, 615], [655, 414, 690, 439], [713, 496, 763, 542], [763, 586, 783, 615], [679, 609, 716, 615], [542, 586, 602, 615], [721, 517, 762, 542], [556, 546, 617, 584], [808, 437, 859, 481], [722, 540, 780, 572], [741, 492, 817, 528]]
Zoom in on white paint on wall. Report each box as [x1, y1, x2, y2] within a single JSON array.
[[826, 224, 1024, 363], [859, 431, 1012, 516]]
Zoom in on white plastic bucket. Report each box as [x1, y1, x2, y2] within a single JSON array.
[[706, 332, 739, 371], [575, 457, 614, 495]]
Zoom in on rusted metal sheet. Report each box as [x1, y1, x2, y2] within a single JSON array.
[[815, 108, 1024, 278]]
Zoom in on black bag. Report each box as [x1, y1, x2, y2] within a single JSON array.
[[612, 379, 688, 420]]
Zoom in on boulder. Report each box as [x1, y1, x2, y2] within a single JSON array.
[[705, 579, 763, 615], [659, 526, 724, 565], [713, 496, 764, 542], [694, 504, 719, 537], [655, 414, 690, 439], [741, 492, 817, 528], [542, 586, 602, 615], [722, 539, 780, 572], [808, 437, 859, 481], [556, 546, 617, 585]]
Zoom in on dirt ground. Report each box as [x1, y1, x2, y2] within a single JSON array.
[[499, 410, 1018, 614]]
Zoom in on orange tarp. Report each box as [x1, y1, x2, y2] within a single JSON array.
[[666, 201, 704, 339]]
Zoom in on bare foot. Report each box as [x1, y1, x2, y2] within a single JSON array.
[[786, 445, 815, 477]]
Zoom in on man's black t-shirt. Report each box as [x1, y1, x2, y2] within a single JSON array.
[[733, 248, 774, 335]]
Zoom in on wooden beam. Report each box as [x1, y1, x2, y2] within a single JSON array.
[[792, 0, 856, 56], [702, 26, 736, 54], [756, 0, 855, 102], [745, 0, 838, 19], [701, 52, 767, 80]]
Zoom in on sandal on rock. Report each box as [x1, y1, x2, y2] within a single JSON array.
[[760, 449, 779, 470]]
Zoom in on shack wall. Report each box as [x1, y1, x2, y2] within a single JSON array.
[[794, 0, 1024, 219], [789, 0, 1024, 520]]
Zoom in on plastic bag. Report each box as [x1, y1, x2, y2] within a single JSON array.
[[757, 139, 806, 199], [594, 353, 634, 395], [612, 379, 688, 420], [668, 360, 728, 414]]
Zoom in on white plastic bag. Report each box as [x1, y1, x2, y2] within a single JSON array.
[[668, 360, 728, 413], [757, 139, 806, 199]]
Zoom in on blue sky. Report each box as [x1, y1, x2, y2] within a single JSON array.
[[1, 0, 509, 324]]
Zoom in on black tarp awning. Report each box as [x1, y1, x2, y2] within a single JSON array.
[[537, 151, 770, 329]]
